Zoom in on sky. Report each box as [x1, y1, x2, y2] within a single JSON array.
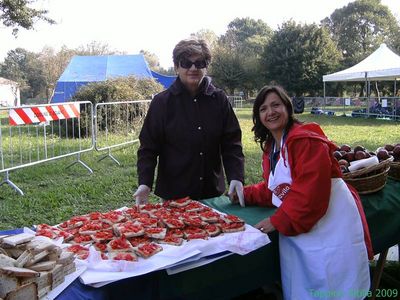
[[1, 0, 399, 69]]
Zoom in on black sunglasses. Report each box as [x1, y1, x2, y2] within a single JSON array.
[[179, 58, 208, 69]]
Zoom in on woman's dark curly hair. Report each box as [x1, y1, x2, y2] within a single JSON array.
[[252, 85, 299, 152]]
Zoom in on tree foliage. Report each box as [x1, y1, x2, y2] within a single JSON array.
[[322, 0, 400, 68], [211, 18, 272, 97], [0, 47, 46, 98], [0, 0, 55, 35], [191, 29, 218, 52], [262, 21, 341, 96]]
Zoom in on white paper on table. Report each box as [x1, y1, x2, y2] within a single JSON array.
[[165, 224, 270, 275], [166, 252, 233, 275], [80, 245, 201, 286], [80, 224, 270, 285]]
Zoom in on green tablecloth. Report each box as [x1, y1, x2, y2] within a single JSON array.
[[154, 179, 400, 300], [204, 178, 400, 254], [360, 178, 400, 254]]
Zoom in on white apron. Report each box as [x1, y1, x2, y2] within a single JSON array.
[[268, 140, 370, 300]]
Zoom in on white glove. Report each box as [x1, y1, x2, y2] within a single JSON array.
[[133, 184, 151, 206], [228, 180, 245, 207]]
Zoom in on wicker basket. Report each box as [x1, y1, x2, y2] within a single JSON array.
[[388, 160, 400, 181], [343, 157, 392, 194]]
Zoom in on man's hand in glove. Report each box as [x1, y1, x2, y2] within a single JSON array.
[[133, 184, 150, 206]]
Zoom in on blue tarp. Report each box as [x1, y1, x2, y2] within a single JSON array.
[[151, 70, 176, 90], [52, 55, 175, 103]]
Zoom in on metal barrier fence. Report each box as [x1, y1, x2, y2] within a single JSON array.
[[302, 96, 400, 120], [94, 100, 151, 165], [228, 96, 244, 108], [0, 101, 94, 195]]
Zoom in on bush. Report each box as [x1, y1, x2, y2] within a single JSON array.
[[71, 76, 163, 104], [64, 77, 164, 137]]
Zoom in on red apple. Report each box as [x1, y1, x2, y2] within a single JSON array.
[[393, 146, 400, 161], [338, 159, 349, 167], [377, 149, 390, 161], [393, 145, 400, 156], [333, 151, 342, 160], [340, 144, 351, 152], [384, 144, 394, 151], [343, 151, 355, 162], [340, 165, 349, 173], [354, 151, 367, 160], [353, 145, 365, 153]]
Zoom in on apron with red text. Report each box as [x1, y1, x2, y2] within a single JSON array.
[[268, 140, 370, 300]]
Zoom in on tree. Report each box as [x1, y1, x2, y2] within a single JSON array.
[[75, 41, 117, 56], [211, 17, 272, 96], [0, 0, 55, 36], [262, 21, 341, 96], [140, 50, 161, 70], [0, 48, 46, 99], [37, 46, 77, 100], [322, 0, 400, 68], [210, 47, 246, 94], [191, 29, 218, 51]]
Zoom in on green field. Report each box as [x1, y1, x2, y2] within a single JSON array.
[[0, 109, 399, 230]]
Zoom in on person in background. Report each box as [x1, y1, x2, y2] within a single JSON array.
[[134, 38, 244, 205], [232, 85, 373, 299]]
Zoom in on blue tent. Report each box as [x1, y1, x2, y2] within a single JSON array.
[[151, 70, 176, 90], [51, 54, 176, 103]]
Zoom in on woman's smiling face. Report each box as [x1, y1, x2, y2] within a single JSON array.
[[259, 92, 289, 137]]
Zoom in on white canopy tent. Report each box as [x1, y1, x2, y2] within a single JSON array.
[[323, 43, 400, 99], [323, 43, 400, 82]]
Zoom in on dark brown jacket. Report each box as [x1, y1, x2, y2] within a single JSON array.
[[137, 77, 244, 200]]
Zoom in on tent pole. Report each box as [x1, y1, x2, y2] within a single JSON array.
[[366, 72, 370, 117]]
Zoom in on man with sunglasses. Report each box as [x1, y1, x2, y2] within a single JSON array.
[[134, 38, 245, 206]]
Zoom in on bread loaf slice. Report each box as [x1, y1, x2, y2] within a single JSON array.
[[2, 234, 34, 247], [0, 255, 16, 268], [0, 274, 19, 298], [15, 251, 33, 268], [28, 261, 56, 272], [4, 283, 38, 300], [0, 267, 39, 278]]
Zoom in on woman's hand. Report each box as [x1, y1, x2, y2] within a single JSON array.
[[254, 217, 275, 233]]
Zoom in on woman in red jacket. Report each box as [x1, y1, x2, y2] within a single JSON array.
[[234, 85, 373, 300]]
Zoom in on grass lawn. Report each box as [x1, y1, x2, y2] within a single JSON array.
[[0, 109, 399, 230]]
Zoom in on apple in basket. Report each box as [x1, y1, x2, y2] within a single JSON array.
[[377, 149, 390, 161], [393, 145, 400, 161], [338, 159, 349, 167], [342, 151, 355, 162], [384, 144, 394, 152], [340, 144, 351, 152], [333, 151, 342, 160], [353, 145, 365, 153], [354, 151, 367, 160]]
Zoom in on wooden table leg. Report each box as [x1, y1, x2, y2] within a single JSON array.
[[369, 248, 388, 300]]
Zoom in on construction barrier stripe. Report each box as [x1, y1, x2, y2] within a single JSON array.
[[9, 103, 80, 126]]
